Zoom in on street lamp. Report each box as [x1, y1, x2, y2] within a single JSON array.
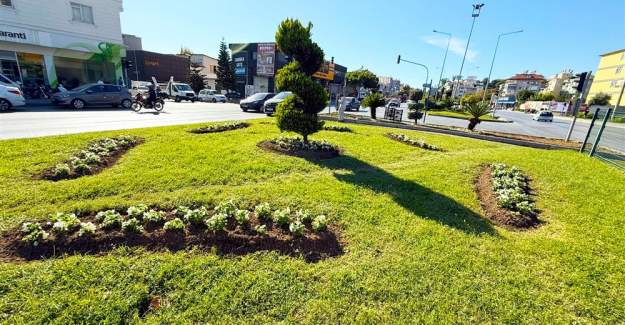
[[433, 29, 452, 98], [453, 3, 485, 99], [482, 30, 523, 103], [397, 55, 431, 122]]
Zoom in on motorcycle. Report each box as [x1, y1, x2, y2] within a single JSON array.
[[132, 93, 164, 113]]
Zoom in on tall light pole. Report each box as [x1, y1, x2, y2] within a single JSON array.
[[397, 55, 431, 123], [482, 30, 523, 102], [453, 3, 484, 99], [433, 29, 452, 98]]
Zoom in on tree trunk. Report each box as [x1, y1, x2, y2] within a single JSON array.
[[468, 118, 480, 131], [371, 107, 377, 119], [303, 134, 309, 144]]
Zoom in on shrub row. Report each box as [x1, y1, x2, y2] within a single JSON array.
[[19, 201, 329, 246], [46, 135, 140, 180], [323, 125, 352, 133], [189, 122, 249, 134], [270, 137, 339, 152], [490, 164, 537, 217], [387, 133, 441, 151]]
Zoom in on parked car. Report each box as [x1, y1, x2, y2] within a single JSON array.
[[225, 92, 242, 100], [263, 91, 293, 115], [0, 84, 26, 111], [163, 82, 196, 102], [0, 73, 20, 88], [533, 111, 554, 122], [240, 92, 275, 112], [340, 97, 360, 111], [386, 99, 401, 108], [198, 89, 227, 103], [51, 84, 133, 109]]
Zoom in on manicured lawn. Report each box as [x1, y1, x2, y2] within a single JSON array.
[[1, 119, 624, 323], [428, 110, 503, 122]]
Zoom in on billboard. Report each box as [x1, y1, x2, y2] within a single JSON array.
[[313, 61, 335, 81], [233, 55, 246, 76], [256, 43, 275, 76]]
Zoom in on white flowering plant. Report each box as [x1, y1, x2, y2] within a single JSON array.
[[254, 203, 272, 220], [289, 220, 305, 237], [100, 211, 123, 230], [184, 207, 209, 225], [388, 133, 441, 151], [295, 209, 313, 223], [122, 218, 143, 233], [78, 222, 97, 237], [163, 218, 185, 232], [21, 222, 49, 246], [255, 224, 268, 236], [127, 205, 149, 219], [143, 210, 166, 224], [205, 213, 228, 232], [50, 212, 81, 235], [215, 200, 237, 217], [271, 137, 339, 152], [312, 215, 328, 232], [234, 209, 250, 225], [272, 208, 292, 227], [490, 164, 537, 217]]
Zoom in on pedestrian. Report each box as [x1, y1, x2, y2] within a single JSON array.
[[97, 79, 104, 85], [338, 97, 346, 122], [57, 83, 68, 93]]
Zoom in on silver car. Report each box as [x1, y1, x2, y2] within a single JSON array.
[[52, 83, 133, 109]]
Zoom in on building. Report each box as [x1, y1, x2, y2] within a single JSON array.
[[498, 71, 545, 98], [122, 34, 142, 51], [543, 70, 573, 97], [126, 50, 189, 83], [190, 54, 218, 90], [444, 76, 484, 98], [586, 48, 625, 108], [0, 0, 125, 89], [561, 73, 593, 99], [378, 76, 401, 95]]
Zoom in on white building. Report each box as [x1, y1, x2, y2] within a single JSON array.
[[543, 70, 573, 97], [378, 76, 401, 95], [190, 54, 218, 90], [0, 0, 125, 89], [499, 71, 545, 97], [444, 76, 484, 98]]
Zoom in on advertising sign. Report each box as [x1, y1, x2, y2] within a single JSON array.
[[313, 61, 335, 81], [233, 55, 246, 76], [256, 43, 275, 76]]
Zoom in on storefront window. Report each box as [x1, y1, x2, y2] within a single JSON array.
[[17, 53, 47, 87], [54, 56, 115, 89], [0, 50, 20, 84]]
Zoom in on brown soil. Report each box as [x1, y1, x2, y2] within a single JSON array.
[[0, 213, 344, 263], [257, 141, 341, 160], [37, 139, 144, 181], [474, 166, 540, 230], [188, 122, 250, 134]]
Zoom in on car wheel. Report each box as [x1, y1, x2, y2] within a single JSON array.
[[0, 99, 11, 111], [121, 99, 132, 109], [191, 99, 196, 103], [175, 96, 181, 103], [212, 98, 217, 103], [242, 108, 248, 112], [71, 99, 86, 110]]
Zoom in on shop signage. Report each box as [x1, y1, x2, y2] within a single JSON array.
[[313, 61, 335, 81], [234, 55, 246, 76], [256, 43, 275, 76], [0, 25, 36, 45]]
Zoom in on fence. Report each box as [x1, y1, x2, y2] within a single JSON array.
[[580, 107, 625, 170]]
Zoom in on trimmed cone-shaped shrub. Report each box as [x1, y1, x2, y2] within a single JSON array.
[[274, 18, 328, 143]]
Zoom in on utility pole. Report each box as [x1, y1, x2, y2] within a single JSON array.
[[433, 30, 451, 99], [566, 71, 591, 141], [482, 30, 523, 102], [452, 3, 485, 100]]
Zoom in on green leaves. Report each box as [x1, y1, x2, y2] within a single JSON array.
[[346, 69, 379, 89], [275, 18, 324, 75]]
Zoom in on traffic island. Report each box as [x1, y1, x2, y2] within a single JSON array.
[[258, 137, 341, 160]]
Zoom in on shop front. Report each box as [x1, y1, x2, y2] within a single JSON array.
[[0, 24, 124, 90]]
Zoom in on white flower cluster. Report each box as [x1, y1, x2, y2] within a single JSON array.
[[324, 125, 352, 132], [491, 164, 537, 216], [51, 135, 139, 178], [271, 137, 339, 152], [192, 122, 249, 134], [388, 133, 441, 151]]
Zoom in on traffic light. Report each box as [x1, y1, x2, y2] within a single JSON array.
[[576, 72, 587, 93], [123, 59, 134, 69], [397, 55, 401, 64]]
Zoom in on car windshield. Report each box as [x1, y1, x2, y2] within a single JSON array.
[[72, 84, 94, 92], [174, 84, 193, 91], [274, 92, 292, 100], [248, 93, 268, 101]]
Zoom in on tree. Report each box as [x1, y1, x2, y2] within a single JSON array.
[[179, 46, 193, 57], [465, 102, 491, 131], [410, 89, 424, 102], [216, 39, 236, 93], [532, 92, 555, 102], [516, 89, 536, 104], [346, 69, 379, 89], [361, 92, 386, 119], [588, 92, 611, 106], [188, 65, 207, 93], [274, 18, 328, 143]]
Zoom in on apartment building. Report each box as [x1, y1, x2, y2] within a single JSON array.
[[190, 54, 218, 90], [498, 71, 545, 98], [586, 48, 625, 108], [378, 76, 401, 95], [0, 0, 125, 89]]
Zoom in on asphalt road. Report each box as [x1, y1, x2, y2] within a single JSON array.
[[0, 101, 265, 140]]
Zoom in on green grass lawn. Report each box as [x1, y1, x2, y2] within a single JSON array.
[[1, 119, 624, 323], [428, 110, 503, 122]]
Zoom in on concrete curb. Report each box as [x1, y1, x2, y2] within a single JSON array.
[[320, 116, 575, 150]]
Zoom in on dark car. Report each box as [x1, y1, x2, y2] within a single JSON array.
[[263, 91, 293, 115], [240, 92, 275, 112], [52, 84, 132, 109], [340, 97, 360, 111]]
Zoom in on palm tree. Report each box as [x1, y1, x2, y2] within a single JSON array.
[[465, 102, 491, 131]]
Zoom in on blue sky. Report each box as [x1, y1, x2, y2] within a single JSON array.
[[121, 0, 625, 88]]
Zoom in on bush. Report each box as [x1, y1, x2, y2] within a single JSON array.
[[101, 212, 123, 230], [50, 212, 81, 235], [272, 208, 292, 227], [143, 210, 165, 224], [216, 200, 237, 217], [78, 222, 97, 237], [184, 207, 209, 225], [295, 209, 313, 223], [289, 220, 305, 237], [361, 92, 386, 119], [275, 95, 324, 143], [122, 218, 143, 234], [127, 205, 149, 219], [254, 224, 268, 236], [588, 92, 611, 106], [465, 102, 491, 131], [234, 209, 250, 225], [21, 222, 49, 246], [255, 203, 272, 220], [163, 218, 185, 232], [205, 213, 228, 232], [312, 215, 328, 232]]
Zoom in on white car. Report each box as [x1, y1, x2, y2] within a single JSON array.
[[198, 89, 227, 103], [533, 111, 554, 122], [0, 84, 26, 111]]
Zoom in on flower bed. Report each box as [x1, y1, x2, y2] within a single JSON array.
[[323, 125, 352, 133], [189, 122, 250, 134], [258, 137, 340, 159], [474, 164, 540, 229], [1, 201, 343, 263], [39, 136, 142, 181], [386, 133, 442, 151]]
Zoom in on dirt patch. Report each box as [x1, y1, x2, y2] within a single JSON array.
[[188, 122, 250, 134], [0, 212, 344, 263], [474, 166, 540, 230], [258, 141, 341, 160], [37, 138, 143, 181]]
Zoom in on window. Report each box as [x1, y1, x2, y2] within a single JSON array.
[[104, 85, 121, 92], [71, 2, 94, 24], [88, 85, 104, 93], [1, 0, 12, 7], [616, 66, 624, 74]]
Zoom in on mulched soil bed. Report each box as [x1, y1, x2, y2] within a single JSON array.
[[257, 141, 341, 160], [0, 213, 344, 263], [37, 138, 144, 181], [474, 165, 540, 230], [188, 122, 250, 134]]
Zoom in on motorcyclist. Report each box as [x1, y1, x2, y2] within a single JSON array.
[[146, 84, 157, 107]]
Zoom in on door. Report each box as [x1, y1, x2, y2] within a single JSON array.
[[83, 85, 105, 105], [104, 85, 121, 104]]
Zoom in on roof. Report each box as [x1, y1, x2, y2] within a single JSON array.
[[508, 73, 545, 81], [600, 48, 625, 57]]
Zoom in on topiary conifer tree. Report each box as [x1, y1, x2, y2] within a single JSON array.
[[274, 19, 328, 143]]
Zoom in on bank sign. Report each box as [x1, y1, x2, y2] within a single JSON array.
[[0, 25, 36, 45]]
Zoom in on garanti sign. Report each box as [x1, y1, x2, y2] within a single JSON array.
[[0, 25, 35, 44]]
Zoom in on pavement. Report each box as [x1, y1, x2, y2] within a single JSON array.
[[0, 101, 265, 140]]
